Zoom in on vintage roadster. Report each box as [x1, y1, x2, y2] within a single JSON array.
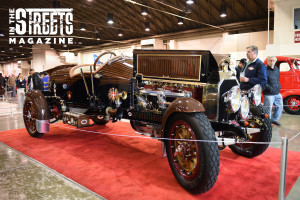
[[23, 50, 272, 194]]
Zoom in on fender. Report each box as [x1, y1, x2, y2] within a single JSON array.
[[160, 97, 205, 135], [281, 89, 300, 99], [25, 90, 50, 133]]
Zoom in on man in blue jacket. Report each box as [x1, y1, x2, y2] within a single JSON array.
[[42, 72, 49, 91], [263, 56, 283, 126], [240, 45, 267, 91]]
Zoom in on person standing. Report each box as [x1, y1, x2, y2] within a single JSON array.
[[0, 73, 5, 87], [32, 71, 44, 91], [235, 58, 247, 83], [0, 73, 5, 97], [8, 74, 17, 97], [42, 72, 49, 91], [240, 45, 267, 90], [16, 74, 26, 109], [263, 56, 283, 126], [27, 69, 34, 90]]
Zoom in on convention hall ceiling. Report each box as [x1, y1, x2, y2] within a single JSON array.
[[0, 0, 272, 62]]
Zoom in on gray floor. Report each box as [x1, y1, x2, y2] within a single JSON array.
[[0, 97, 104, 200], [0, 96, 300, 199]]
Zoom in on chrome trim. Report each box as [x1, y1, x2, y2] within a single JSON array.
[[216, 78, 225, 122], [245, 128, 261, 134], [36, 119, 50, 133], [217, 137, 236, 146]]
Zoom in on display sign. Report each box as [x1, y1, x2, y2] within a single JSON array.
[[9, 8, 73, 45], [295, 31, 300, 43]]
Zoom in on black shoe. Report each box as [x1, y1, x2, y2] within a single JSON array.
[[272, 121, 281, 126]]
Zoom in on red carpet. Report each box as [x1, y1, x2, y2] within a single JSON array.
[[0, 121, 299, 200]]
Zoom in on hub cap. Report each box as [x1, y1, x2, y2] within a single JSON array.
[[287, 97, 300, 111]]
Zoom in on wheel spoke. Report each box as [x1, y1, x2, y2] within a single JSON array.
[[169, 120, 200, 180]]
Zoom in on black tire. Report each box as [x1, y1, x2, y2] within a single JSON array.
[[23, 98, 44, 138], [165, 112, 220, 194], [92, 118, 109, 125], [283, 95, 300, 115], [229, 105, 272, 158]]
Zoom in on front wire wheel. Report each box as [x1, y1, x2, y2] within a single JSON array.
[[165, 113, 219, 194], [23, 98, 44, 138]]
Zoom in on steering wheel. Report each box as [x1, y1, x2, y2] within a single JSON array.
[[93, 51, 116, 70]]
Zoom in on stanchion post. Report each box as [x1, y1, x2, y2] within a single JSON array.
[[278, 137, 288, 200]]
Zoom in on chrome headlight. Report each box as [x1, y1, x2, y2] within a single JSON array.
[[249, 84, 262, 106], [240, 96, 250, 120], [224, 86, 241, 113]]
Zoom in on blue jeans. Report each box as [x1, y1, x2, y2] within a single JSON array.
[[264, 93, 283, 122], [11, 86, 16, 97]]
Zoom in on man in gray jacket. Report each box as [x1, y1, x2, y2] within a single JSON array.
[[8, 74, 16, 97], [263, 56, 283, 126]]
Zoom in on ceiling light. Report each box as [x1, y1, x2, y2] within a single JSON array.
[[19, 45, 23, 47], [7, 57, 10, 58], [14, 56, 16, 57], [186, 0, 194, 4], [178, 17, 183, 25], [78, 39, 83, 45], [118, 29, 123, 37], [0, 48, 4, 53], [96, 34, 100, 40], [21, 54, 24, 55], [107, 13, 114, 24], [80, 23, 86, 31], [220, 2, 227, 17], [9, 47, 13, 51], [0, 30, 4, 37], [141, 6, 148, 16], [145, 22, 150, 31], [50, 45, 54, 49], [220, 13, 227, 17], [63, 44, 67, 48], [220, 7, 227, 17]]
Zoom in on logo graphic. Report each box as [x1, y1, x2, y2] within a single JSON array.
[[108, 88, 118, 102], [9, 8, 73, 45]]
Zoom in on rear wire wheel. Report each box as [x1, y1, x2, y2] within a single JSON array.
[[229, 105, 272, 158], [23, 98, 44, 138], [165, 113, 220, 194]]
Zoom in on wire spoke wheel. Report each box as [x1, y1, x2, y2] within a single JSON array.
[[24, 100, 37, 134], [170, 121, 200, 180], [23, 98, 44, 138], [229, 105, 272, 158], [165, 113, 219, 194]]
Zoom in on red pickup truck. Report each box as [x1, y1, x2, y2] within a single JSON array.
[[264, 56, 300, 115]]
